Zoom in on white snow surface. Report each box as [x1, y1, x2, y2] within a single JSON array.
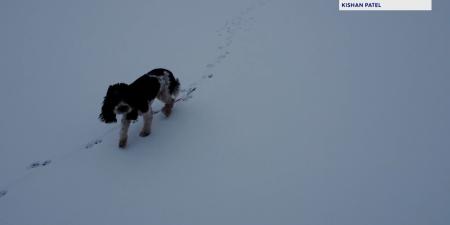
[[1, 0, 450, 224]]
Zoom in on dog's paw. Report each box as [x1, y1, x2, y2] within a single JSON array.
[[139, 130, 151, 137], [162, 105, 172, 117], [119, 139, 127, 149], [162, 110, 171, 117]]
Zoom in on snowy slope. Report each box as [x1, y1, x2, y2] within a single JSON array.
[[1, 0, 450, 224]]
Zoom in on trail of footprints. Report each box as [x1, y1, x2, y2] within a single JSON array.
[[0, 0, 269, 201], [203, 0, 268, 75], [0, 160, 52, 198]]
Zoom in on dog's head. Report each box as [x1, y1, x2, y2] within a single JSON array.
[[99, 83, 133, 123]]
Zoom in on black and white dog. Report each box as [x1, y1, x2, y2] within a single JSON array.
[[99, 68, 180, 148]]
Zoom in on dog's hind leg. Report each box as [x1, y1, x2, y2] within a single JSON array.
[[158, 90, 175, 117], [119, 117, 131, 149], [140, 108, 152, 137]]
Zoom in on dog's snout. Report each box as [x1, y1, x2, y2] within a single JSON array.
[[117, 105, 129, 113]]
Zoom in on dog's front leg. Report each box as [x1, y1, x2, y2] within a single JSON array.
[[140, 108, 152, 137], [119, 117, 131, 148]]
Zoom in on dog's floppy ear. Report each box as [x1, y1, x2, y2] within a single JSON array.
[[99, 104, 117, 123], [99, 85, 117, 123]]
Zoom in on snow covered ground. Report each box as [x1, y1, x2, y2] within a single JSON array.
[[1, 0, 450, 224]]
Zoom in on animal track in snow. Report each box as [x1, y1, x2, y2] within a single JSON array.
[[85, 139, 103, 149], [27, 160, 52, 169], [206, 0, 270, 75]]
